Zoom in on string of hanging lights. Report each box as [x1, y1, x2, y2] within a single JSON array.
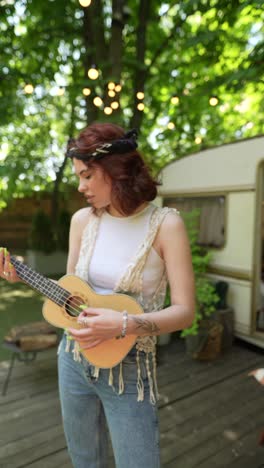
[[13, 0, 252, 149], [22, 75, 221, 143], [23, 82, 219, 109]]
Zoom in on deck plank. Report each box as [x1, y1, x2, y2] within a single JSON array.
[[0, 338, 263, 468]]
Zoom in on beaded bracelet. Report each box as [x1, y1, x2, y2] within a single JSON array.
[[116, 310, 128, 339]]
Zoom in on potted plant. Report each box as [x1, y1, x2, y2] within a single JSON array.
[[181, 209, 221, 359]]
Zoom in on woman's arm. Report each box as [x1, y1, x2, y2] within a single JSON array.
[[127, 211, 195, 336], [66, 208, 90, 274]]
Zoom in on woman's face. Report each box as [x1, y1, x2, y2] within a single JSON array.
[[73, 158, 112, 210]]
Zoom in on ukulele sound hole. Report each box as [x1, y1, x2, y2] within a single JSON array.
[[65, 296, 87, 317]]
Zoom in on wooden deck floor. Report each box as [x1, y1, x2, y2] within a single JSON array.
[[0, 337, 263, 468]]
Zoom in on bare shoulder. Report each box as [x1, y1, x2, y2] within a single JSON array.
[[159, 209, 185, 236], [70, 207, 92, 231], [159, 209, 188, 253], [70, 207, 94, 238], [67, 208, 92, 273], [154, 209, 186, 258]]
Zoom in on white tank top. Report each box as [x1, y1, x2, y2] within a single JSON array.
[[88, 203, 165, 303]]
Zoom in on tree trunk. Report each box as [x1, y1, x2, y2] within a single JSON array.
[[83, 6, 99, 124], [105, 0, 125, 114], [51, 101, 75, 229], [129, 0, 152, 131], [83, 1, 108, 123]]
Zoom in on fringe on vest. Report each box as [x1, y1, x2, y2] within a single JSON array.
[[60, 332, 159, 404]]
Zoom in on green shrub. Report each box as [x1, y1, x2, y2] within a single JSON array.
[[28, 209, 56, 254], [181, 209, 219, 336], [56, 209, 71, 251]]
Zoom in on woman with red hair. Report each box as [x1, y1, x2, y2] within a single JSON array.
[[0, 122, 195, 468]]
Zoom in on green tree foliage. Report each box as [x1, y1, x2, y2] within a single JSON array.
[[0, 0, 263, 208]]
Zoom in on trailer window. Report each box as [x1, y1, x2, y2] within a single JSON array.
[[164, 196, 225, 248]]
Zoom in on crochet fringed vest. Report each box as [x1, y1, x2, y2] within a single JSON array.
[[63, 205, 178, 404]]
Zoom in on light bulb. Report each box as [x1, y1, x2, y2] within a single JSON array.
[[79, 0, 91, 7], [24, 84, 34, 94], [209, 96, 218, 106], [111, 101, 119, 109], [195, 136, 202, 144], [108, 90, 116, 97], [82, 87, 91, 96], [137, 92, 144, 100], [115, 84, 122, 92], [167, 122, 175, 130], [88, 67, 99, 80], [137, 103, 144, 111], [93, 96, 103, 107], [104, 107, 113, 115], [108, 82, 115, 90], [171, 96, 179, 105], [57, 87, 65, 96]]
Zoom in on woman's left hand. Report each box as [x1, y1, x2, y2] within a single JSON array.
[[67, 308, 123, 349]]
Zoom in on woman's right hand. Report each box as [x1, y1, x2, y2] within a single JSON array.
[[0, 248, 21, 283]]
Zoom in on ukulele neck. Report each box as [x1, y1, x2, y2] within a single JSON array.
[[10, 256, 69, 307]]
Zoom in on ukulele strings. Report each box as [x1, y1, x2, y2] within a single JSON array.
[[11, 260, 91, 318]]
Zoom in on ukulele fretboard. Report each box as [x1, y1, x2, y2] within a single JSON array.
[[10, 256, 69, 307]]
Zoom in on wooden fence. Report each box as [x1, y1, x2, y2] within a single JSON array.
[[0, 192, 86, 250]]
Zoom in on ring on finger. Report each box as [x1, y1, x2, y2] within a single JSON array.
[[78, 317, 89, 325]]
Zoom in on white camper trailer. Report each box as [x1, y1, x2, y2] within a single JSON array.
[[159, 136, 264, 348]]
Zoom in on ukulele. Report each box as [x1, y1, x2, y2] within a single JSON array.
[[10, 256, 143, 368]]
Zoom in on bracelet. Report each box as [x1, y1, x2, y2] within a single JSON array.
[[116, 310, 128, 339]]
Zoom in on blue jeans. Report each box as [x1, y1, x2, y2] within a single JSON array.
[[58, 335, 160, 468]]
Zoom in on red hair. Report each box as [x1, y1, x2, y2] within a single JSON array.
[[72, 123, 159, 215]]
